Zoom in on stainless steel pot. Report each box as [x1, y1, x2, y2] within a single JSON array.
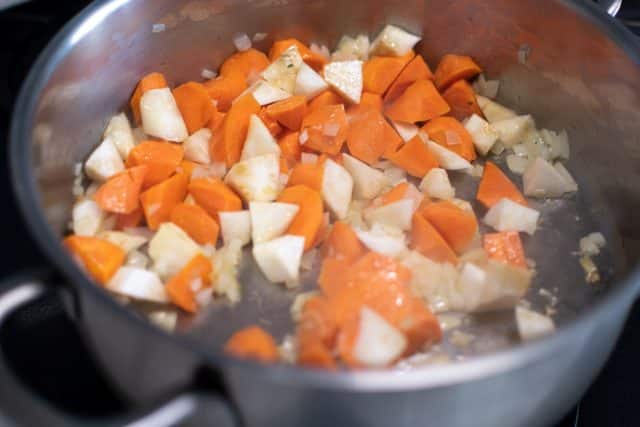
[[4, 0, 640, 426]]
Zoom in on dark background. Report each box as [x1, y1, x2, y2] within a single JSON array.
[[0, 0, 638, 425]]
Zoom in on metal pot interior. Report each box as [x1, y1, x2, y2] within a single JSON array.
[[12, 0, 640, 366]]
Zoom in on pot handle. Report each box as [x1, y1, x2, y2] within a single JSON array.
[[0, 272, 238, 427], [593, 0, 622, 16]]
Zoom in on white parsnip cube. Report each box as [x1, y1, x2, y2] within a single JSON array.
[[364, 199, 414, 231], [248, 80, 291, 106], [321, 158, 353, 219], [104, 113, 136, 159], [72, 199, 105, 236], [424, 138, 472, 171], [98, 231, 148, 253], [464, 114, 499, 156], [484, 198, 540, 235], [183, 128, 212, 164], [419, 168, 455, 200], [323, 60, 363, 104], [342, 153, 386, 200], [225, 153, 280, 202], [148, 223, 203, 279], [261, 45, 303, 93], [219, 211, 252, 246], [516, 306, 555, 341], [353, 306, 408, 367], [84, 138, 125, 181], [107, 267, 168, 303], [294, 62, 329, 99], [252, 235, 305, 285], [369, 25, 421, 57], [241, 115, 281, 160], [249, 202, 299, 244]]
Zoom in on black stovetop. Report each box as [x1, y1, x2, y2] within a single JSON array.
[[0, 1, 639, 425]]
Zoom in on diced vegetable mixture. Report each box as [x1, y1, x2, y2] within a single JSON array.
[[66, 24, 586, 369]]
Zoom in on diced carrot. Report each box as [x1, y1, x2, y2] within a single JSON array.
[[300, 104, 349, 155], [321, 221, 366, 262], [363, 51, 414, 95], [388, 134, 439, 178], [130, 72, 168, 124], [346, 108, 386, 165], [423, 116, 476, 161], [219, 48, 270, 83], [384, 55, 434, 104], [279, 157, 289, 175], [139, 172, 189, 230], [204, 73, 248, 112], [381, 119, 404, 159], [269, 38, 327, 70], [410, 212, 458, 264], [278, 131, 301, 164], [476, 161, 528, 208], [170, 203, 219, 245], [265, 96, 307, 131], [308, 90, 344, 111], [297, 296, 338, 347], [165, 254, 212, 313], [376, 182, 409, 206], [178, 160, 198, 177], [126, 141, 184, 189], [310, 211, 331, 249], [358, 92, 383, 112], [64, 235, 126, 284], [173, 82, 215, 135], [297, 336, 336, 370], [329, 252, 441, 361], [288, 161, 324, 191], [484, 231, 527, 268], [94, 165, 147, 214], [209, 129, 226, 164], [421, 201, 478, 253], [207, 109, 226, 132], [116, 207, 144, 230], [434, 54, 482, 91], [188, 178, 242, 219], [277, 185, 323, 251], [318, 257, 350, 298], [224, 325, 279, 363], [385, 79, 450, 123], [258, 108, 283, 137], [442, 79, 482, 121], [217, 93, 261, 167]]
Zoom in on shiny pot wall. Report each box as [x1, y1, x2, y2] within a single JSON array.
[[8, 0, 640, 426]]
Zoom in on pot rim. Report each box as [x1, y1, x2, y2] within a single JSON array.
[[9, 0, 640, 392]]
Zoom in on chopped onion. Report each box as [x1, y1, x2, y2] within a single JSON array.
[[310, 42, 331, 60], [301, 152, 318, 164], [540, 129, 570, 160], [201, 68, 217, 80], [278, 334, 298, 364], [152, 23, 166, 33], [233, 32, 252, 51], [506, 154, 529, 175], [195, 287, 213, 308], [123, 227, 155, 240], [252, 32, 268, 42], [148, 311, 177, 332], [490, 141, 505, 155], [579, 232, 606, 256], [299, 129, 309, 144], [191, 162, 227, 179]]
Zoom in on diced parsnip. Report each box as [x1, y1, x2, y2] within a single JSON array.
[[464, 114, 499, 155], [191, 162, 227, 180], [219, 210, 252, 246], [323, 60, 363, 104], [225, 153, 280, 202], [424, 138, 472, 171], [140, 88, 189, 142], [183, 128, 212, 164], [131, 127, 147, 145], [72, 199, 105, 236], [382, 167, 407, 188], [247, 80, 291, 106], [540, 129, 570, 160], [522, 157, 576, 198], [476, 95, 517, 123], [212, 239, 243, 303], [484, 198, 540, 235], [492, 115, 534, 147], [400, 250, 460, 313], [98, 231, 148, 253], [458, 260, 532, 312], [249, 201, 299, 244], [515, 306, 555, 341], [126, 250, 149, 269], [106, 267, 168, 303], [84, 139, 125, 181], [506, 154, 530, 175], [579, 232, 606, 256], [553, 162, 578, 192], [355, 223, 407, 257], [294, 62, 329, 99], [390, 120, 419, 142], [252, 235, 305, 286], [148, 310, 178, 332], [261, 45, 303, 93], [342, 153, 386, 200], [369, 24, 421, 57], [104, 112, 136, 159], [321, 158, 353, 220], [241, 115, 281, 160], [404, 183, 425, 212], [148, 223, 203, 279], [353, 306, 408, 367], [419, 168, 455, 200], [364, 198, 414, 231], [331, 34, 370, 61]]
